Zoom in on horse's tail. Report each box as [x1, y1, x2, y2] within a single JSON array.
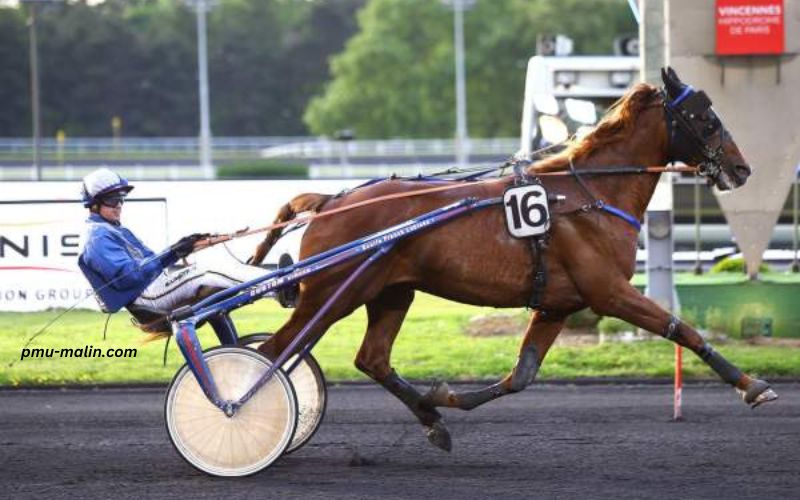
[[248, 192, 333, 265]]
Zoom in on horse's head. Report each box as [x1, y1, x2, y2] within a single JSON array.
[[661, 67, 751, 191]]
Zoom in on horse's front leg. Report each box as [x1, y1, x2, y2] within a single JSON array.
[[355, 286, 453, 451], [421, 310, 565, 411], [589, 279, 778, 407]]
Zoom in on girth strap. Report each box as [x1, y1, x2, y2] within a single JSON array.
[[528, 237, 547, 310], [512, 162, 549, 310]]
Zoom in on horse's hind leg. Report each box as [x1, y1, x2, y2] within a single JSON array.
[[354, 286, 452, 451], [421, 310, 565, 411], [589, 279, 777, 407]]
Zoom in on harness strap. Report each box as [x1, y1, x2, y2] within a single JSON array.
[[661, 87, 726, 179], [511, 165, 549, 310], [664, 87, 693, 158], [664, 100, 708, 158], [569, 158, 642, 232], [569, 158, 598, 202], [599, 202, 642, 232], [670, 85, 694, 106], [663, 102, 676, 163], [529, 237, 547, 310]]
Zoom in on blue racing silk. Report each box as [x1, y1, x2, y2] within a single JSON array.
[[78, 213, 179, 312]]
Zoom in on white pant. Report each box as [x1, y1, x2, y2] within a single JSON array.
[[133, 263, 268, 312]]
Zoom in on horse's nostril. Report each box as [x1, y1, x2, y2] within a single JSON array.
[[735, 164, 751, 179]]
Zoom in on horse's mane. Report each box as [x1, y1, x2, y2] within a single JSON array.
[[532, 83, 661, 173]]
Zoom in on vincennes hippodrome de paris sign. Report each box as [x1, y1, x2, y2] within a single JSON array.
[[716, 0, 784, 55]]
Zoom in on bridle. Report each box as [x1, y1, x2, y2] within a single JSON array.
[[661, 85, 727, 183]]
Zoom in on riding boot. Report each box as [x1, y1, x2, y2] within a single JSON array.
[[277, 253, 299, 308]]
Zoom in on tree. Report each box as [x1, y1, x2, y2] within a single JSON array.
[[0, 0, 634, 138], [304, 0, 637, 138], [304, 0, 453, 138], [208, 0, 364, 135], [124, 1, 212, 136], [0, 0, 364, 137], [0, 7, 30, 136], [37, 1, 185, 137]]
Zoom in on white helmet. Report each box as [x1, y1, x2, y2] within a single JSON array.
[[81, 168, 134, 208]]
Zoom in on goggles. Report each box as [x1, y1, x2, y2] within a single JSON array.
[[99, 194, 127, 208]]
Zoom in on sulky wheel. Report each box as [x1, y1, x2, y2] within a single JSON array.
[[239, 333, 327, 454], [165, 346, 298, 477]]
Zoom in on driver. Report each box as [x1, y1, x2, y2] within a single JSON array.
[[77, 168, 267, 334]]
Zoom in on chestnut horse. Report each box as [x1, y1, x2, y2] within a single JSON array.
[[251, 68, 776, 451]]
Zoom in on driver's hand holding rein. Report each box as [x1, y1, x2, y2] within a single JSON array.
[[172, 233, 212, 259], [77, 168, 265, 333]]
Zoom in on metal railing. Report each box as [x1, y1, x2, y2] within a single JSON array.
[[0, 136, 312, 154], [0, 136, 310, 180], [0, 136, 520, 180], [260, 137, 519, 159]]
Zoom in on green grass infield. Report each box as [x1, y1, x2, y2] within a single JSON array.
[[2, 291, 799, 387]]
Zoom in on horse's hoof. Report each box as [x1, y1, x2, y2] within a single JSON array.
[[421, 380, 453, 408], [425, 421, 452, 452], [739, 379, 779, 408], [750, 388, 778, 408]]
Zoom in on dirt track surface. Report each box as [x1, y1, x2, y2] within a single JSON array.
[[2, 383, 799, 499]]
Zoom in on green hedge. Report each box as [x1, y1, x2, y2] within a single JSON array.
[[565, 308, 601, 329], [217, 159, 308, 179], [710, 256, 771, 274], [597, 317, 636, 335]]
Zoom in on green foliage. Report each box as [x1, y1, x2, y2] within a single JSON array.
[[2, 0, 634, 138], [0, 0, 364, 136], [710, 256, 771, 274], [564, 308, 601, 329], [217, 159, 308, 179], [305, 0, 453, 138], [597, 317, 636, 335], [0, 7, 29, 135], [305, 0, 637, 138], [679, 307, 703, 329], [705, 307, 732, 334]]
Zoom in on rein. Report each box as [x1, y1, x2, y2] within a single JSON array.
[[199, 164, 697, 249]]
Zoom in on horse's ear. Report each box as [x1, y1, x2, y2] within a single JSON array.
[[661, 66, 683, 97]]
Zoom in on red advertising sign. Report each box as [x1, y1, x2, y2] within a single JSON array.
[[716, 0, 784, 55]]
